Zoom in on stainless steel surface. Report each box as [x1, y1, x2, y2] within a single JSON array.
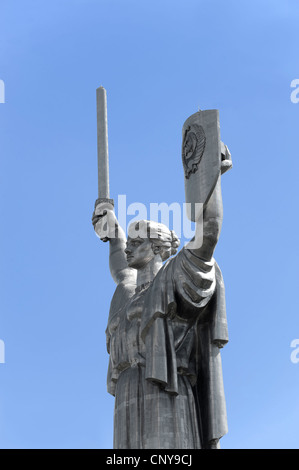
[[96, 86, 110, 199], [92, 103, 232, 449], [182, 110, 221, 222]]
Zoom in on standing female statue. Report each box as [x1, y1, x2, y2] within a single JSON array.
[[92, 110, 232, 449]]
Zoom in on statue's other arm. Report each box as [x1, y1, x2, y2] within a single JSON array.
[[92, 203, 136, 285], [186, 174, 223, 262]]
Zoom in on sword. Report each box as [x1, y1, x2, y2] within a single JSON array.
[[94, 86, 114, 241]]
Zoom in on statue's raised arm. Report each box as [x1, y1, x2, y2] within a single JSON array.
[[92, 203, 136, 285]]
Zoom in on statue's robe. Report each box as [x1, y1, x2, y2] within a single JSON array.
[[106, 248, 228, 449]]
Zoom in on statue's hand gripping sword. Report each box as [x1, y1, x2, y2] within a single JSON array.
[[94, 86, 114, 242]]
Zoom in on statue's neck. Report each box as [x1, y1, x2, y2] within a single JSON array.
[[136, 257, 162, 287]]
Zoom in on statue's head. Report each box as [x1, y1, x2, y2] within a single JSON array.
[[125, 220, 180, 269]]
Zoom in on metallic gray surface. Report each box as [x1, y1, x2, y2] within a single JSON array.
[[92, 105, 232, 449], [96, 86, 110, 199], [182, 110, 221, 222], [95, 87, 114, 241]]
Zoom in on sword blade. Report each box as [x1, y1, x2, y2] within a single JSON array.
[[96, 86, 110, 199]]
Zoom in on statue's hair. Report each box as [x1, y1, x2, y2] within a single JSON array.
[[128, 220, 180, 262]]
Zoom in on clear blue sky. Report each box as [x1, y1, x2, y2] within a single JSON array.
[[0, 0, 299, 449]]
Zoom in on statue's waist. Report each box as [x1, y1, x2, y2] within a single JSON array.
[[115, 358, 197, 383], [117, 358, 146, 372]]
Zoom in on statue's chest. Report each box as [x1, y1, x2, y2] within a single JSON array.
[[109, 290, 147, 363], [125, 289, 146, 321]]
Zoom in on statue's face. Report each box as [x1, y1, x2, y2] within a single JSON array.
[[125, 236, 155, 269]]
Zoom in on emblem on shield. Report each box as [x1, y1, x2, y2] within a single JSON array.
[[182, 124, 206, 179]]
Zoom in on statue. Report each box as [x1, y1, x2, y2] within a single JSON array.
[[92, 87, 232, 449]]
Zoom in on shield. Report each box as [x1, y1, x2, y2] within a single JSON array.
[[182, 110, 221, 221]]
